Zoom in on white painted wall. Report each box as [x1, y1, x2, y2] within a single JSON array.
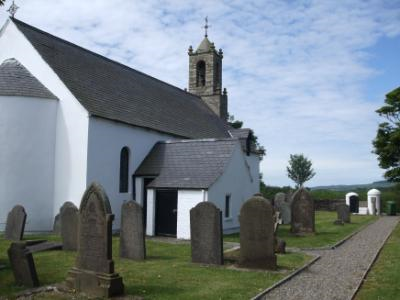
[[176, 189, 207, 239], [367, 189, 381, 215], [87, 116, 176, 227], [146, 188, 156, 236], [345, 192, 359, 206], [0, 96, 57, 231], [208, 142, 260, 233], [0, 21, 89, 229]]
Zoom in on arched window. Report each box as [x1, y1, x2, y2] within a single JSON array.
[[119, 147, 130, 193], [196, 60, 206, 87]]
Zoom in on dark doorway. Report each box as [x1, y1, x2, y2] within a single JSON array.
[[155, 189, 178, 236], [143, 178, 154, 228], [349, 196, 359, 213]]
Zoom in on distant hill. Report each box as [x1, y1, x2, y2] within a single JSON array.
[[311, 180, 395, 191]]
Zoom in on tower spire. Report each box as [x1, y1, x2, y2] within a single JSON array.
[[203, 16, 211, 37], [7, 1, 19, 18]]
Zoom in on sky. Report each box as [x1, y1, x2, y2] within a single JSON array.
[[1, 0, 399, 187]]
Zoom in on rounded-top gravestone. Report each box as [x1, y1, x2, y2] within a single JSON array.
[[190, 202, 223, 265], [120, 200, 145, 260], [290, 188, 315, 234], [239, 195, 277, 270], [336, 203, 351, 223], [5, 205, 27, 241], [60, 202, 79, 251]]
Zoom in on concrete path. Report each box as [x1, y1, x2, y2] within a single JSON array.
[[262, 216, 399, 300]]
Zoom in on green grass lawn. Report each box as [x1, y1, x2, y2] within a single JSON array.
[[0, 235, 310, 300], [225, 211, 377, 249], [355, 222, 400, 300]]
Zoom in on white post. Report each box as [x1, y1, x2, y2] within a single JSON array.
[[146, 188, 156, 236]]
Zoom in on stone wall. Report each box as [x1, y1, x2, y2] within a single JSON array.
[[314, 199, 345, 211]]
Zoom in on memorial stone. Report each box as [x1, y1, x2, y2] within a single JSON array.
[[4, 205, 27, 241], [190, 202, 223, 265], [336, 204, 351, 223], [290, 188, 315, 234], [60, 202, 79, 251], [53, 214, 61, 234], [239, 196, 277, 270], [66, 183, 124, 297], [274, 192, 291, 224], [120, 201, 145, 260], [8, 242, 39, 287]]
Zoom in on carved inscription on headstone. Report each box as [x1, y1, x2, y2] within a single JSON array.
[[239, 196, 277, 270], [290, 188, 315, 234], [5, 205, 27, 241], [120, 201, 145, 260], [190, 202, 223, 265], [66, 183, 124, 298]]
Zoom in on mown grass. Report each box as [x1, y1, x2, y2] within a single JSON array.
[[355, 221, 400, 300], [224, 211, 377, 248], [0, 235, 310, 299]]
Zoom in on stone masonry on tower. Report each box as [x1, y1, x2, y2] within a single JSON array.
[[188, 35, 228, 120]]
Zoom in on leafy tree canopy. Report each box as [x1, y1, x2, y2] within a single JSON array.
[[0, 0, 5, 6], [286, 154, 316, 188], [373, 87, 400, 182]]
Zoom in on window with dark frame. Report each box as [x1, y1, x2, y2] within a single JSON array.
[[225, 194, 231, 218], [119, 147, 130, 193]]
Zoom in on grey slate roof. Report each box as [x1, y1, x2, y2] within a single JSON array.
[[135, 139, 238, 189], [12, 18, 230, 139], [0, 58, 57, 99], [229, 128, 251, 139]]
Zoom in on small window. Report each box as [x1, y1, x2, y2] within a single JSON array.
[[119, 147, 130, 193], [196, 60, 206, 87], [225, 194, 231, 218]]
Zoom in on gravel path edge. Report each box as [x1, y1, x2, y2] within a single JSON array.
[[250, 254, 321, 300], [350, 217, 399, 300]]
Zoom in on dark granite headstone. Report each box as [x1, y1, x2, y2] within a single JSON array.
[[66, 182, 124, 298], [53, 214, 61, 234], [60, 202, 79, 251], [290, 188, 315, 234], [120, 201, 145, 260], [4, 205, 27, 241], [190, 202, 223, 265], [8, 242, 39, 287], [239, 196, 277, 270], [337, 204, 351, 223]]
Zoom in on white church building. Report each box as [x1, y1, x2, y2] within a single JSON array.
[[0, 17, 261, 239]]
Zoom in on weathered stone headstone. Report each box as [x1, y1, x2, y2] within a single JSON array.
[[120, 201, 145, 260], [190, 202, 223, 265], [5, 205, 27, 241], [53, 214, 61, 234], [66, 183, 124, 298], [60, 202, 79, 251], [239, 196, 277, 270], [336, 204, 351, 223], [291, 188, 315, 234], [275, 239, 286, 254], [274, 193, 291, 224], [8, 242, 39, 287]]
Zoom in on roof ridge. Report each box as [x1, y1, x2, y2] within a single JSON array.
[[10, 17, 201, 100], [159, 138, 238, 144]]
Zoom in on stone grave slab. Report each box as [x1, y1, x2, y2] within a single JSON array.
[[239, 195, 277, 270], [4, 205, 27, 241], [120, 201, 145, 260], [8, 242, 39, 287], [190, 202, 223, 265], [66, 182, 124, 298], [337, 204, 351, 223], [290, 188, 315, 234], [60, 202, 79, 251]]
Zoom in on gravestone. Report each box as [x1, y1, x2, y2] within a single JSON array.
[[120, 201, 145, 260], [66, 183, 124, 297], [53, 214, 61, 234], [239, 195, 277, 270], [336, 204, 351, 223], [8, 242, 39, 287], [60, 202, 79, 251], [4, 205, 27, 241], [274, 193, 291, 224], [190, 202, 223, 265], [291, 188, 315, 234]]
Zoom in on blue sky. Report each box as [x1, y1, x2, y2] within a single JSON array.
[[1, 0, 399, 187]]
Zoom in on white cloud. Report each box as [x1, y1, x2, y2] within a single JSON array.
[[1, 0, 399, 186]]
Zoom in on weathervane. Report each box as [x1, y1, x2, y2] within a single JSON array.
[[7, 1, 19, 18], [203, 16, 211, 37]]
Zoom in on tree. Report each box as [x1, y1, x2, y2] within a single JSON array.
[[373, 87, 400, 182], [0, 1, 5, 6], [286, 154, 316, 188]]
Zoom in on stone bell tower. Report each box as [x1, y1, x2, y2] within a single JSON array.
[[188, 18, 228, 120]]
